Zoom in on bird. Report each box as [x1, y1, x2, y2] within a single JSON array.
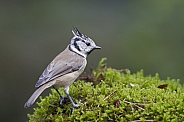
[[24, 27, 101, 111]]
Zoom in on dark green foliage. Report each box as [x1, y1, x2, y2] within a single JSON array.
[[28, 58, 184, 122]]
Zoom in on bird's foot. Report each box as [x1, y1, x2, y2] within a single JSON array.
[[59, 95, 67, 105], [71, 99, 81, 114]]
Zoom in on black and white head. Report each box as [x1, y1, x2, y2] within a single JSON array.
[[70, 27, 101, 58]]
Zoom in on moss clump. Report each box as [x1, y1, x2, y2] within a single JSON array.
[[28, 58, 184, 122]]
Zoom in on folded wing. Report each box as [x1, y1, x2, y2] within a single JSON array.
[[35, 60, 82, 88]]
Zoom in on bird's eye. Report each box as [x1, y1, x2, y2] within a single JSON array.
[[86, 42, 91, 46]]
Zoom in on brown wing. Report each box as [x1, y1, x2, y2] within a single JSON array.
[[35, 60, 82, 88]]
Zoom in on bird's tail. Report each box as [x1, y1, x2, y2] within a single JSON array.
[[24, 84, 48, 108]]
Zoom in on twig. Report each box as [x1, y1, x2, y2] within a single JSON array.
[[123, 100, 145, 111], [104, 90, 117, 101], [131, 120, 155, 122], [96, 90, 117, 108]]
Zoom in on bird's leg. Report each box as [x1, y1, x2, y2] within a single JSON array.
[[64, 86, 80, 113], [53, 87, 66, 105]]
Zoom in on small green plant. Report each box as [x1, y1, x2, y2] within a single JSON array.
[[28, 58, 184, 122]]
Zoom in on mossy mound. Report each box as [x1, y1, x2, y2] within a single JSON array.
[[28, 58, 184, 121]]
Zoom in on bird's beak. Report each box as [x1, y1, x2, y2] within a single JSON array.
[[95, 45, 101, 49]]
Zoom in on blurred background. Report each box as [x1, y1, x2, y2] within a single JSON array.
[[0, 0, 184, 121]]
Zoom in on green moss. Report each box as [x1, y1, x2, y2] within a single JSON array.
[[28, 58, 184, 121]]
